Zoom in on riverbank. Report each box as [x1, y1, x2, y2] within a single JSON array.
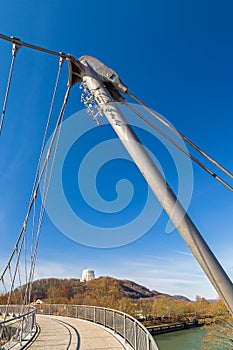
[[147, 320, 201, 335]]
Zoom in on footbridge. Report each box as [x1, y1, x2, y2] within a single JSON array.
[[0, 304, 158, 349], [0, 33, 232, 350]]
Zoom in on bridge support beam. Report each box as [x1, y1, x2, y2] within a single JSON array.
[[75, 56, 233, 315]]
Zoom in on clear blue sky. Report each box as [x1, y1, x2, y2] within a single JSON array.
[[0, 0, 232, 300]]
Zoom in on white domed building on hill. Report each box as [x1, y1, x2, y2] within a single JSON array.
[[81, 269, 95, 282]]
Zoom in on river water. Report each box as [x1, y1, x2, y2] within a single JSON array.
[[154, 327, 207, 350]]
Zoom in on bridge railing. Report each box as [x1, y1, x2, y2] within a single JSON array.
[[37, 303, 159, 350], [0, 305, 36, 350]]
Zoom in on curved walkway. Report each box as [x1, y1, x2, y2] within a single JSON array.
[[29, 314, 128, 350]]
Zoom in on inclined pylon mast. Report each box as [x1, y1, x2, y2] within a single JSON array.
[[68, 55, 233, 315]]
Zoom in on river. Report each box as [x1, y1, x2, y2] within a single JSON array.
[[154, 327, 207, 350]]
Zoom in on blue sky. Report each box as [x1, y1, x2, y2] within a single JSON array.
[[0, 0, 232, 300]]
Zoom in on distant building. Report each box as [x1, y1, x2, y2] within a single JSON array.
[[81, 269, 95, 282]]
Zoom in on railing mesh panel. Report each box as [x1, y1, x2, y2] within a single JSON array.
[[115, 312, 124, 335], [125, 316, 135, 348], [95, 307, 104, 324], [105, 310, 114, 330]]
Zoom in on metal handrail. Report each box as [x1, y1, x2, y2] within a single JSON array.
[[37, 304, 159, 350], [0, 309, 35, 325], [0, 305, 36, 350]]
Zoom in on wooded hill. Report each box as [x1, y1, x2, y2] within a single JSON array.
[[1, 276, 228, 324], [27, 276, 190, 303], [25, 277, 229, 323]]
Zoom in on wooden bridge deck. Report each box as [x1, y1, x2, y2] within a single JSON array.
[[28, 314, 128, 350]]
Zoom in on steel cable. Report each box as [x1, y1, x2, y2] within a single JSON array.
[[124, 102, 233, 192], [0, 85, 70, 338], [127, 91, 233, 181], [26, 111, 65, 306], [0, 42, 21, 133], [0, 86, 70, 283], [0, 65, 68, 284]]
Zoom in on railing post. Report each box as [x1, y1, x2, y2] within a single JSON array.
[[75, 305, 78, 318], [104, 308, 106, 327], [94, 307, 96, 323], [134, 322, 137, 350], [123, 314, 126, 341], [20, 317, 24, 345], [113, 311, 116, 332], [33, 311, 36, 331], [147, 332, 150, 350]]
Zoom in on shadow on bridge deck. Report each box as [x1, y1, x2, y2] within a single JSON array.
[[28, 314, 130, 350]]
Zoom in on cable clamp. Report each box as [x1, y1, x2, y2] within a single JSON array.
[[11, 36, 22, 57], [23, 221, 27, 231], [33, 190, 37, 201], [59, 53, 65, 66]]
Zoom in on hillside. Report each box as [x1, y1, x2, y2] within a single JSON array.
[[8, 276, 229, 325], [26, 276, 189, 303]]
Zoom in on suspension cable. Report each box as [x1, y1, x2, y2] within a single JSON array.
[[26, 146, 51, 305], [127, 90, 233, 181], [31, 56, 65, 200], [0, 41, 21, 134], [26, 112, 64, 306], [3, 228, 26, 321], [22, 56, 65, 304], [0, 86, 71, 282], [0, 57, 70, 330], [23, 60, 65, 306], [0, 85, 70, 325], [125, 102, 233, 192]]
